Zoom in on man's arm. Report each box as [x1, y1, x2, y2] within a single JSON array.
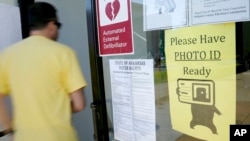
[[70, 88, 86, 113], [0, 94, 12, 130]]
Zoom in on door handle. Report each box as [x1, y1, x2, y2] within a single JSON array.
[[91, 102, 99, 141], [91, 101, 109, 141]]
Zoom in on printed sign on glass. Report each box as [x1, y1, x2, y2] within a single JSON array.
[[191, 0, 250, 25], [143, 0, 188, 31], [165, 23, 236, 141], [96, 0, 134, 56], [143, 0, 250, 31]]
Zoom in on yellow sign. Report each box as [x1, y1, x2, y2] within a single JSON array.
[[165, 23, 236, 141]]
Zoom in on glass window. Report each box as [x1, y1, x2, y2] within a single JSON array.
[[101, 1, 250, 141]]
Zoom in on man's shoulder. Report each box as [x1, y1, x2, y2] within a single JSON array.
[[51, 42, 76, 56], [30, 36, 75, 54], [0, 40, 22, 57]]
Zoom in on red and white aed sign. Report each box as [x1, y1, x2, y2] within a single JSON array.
[[96, 0, 134, 56]]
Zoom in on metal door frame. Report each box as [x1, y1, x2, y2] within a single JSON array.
[[86, 0, 109, 141]]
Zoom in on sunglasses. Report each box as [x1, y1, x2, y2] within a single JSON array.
[[53, 21, 62, 29]]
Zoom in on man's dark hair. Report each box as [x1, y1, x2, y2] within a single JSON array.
[[28, 2, 58, 30]]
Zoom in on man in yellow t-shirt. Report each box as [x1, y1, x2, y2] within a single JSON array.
[[0, 2, 87, 141]]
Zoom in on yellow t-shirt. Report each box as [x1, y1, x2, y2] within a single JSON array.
[[0, 36, 87, 141]]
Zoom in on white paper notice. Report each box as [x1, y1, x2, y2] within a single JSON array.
[[0, 3, 22, 52], [110, 59, 156, 141], [144, 0, 188, 31], [143, 0, 250, 30], [190, 0, 250, 25]]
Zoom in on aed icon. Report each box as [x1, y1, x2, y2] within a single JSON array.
[[98, 0, 129, 26], [230, 125, 250, 141]]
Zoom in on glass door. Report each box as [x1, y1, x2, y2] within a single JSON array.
[[86, 0, 250, 141], [100, 2, 185, 141]]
